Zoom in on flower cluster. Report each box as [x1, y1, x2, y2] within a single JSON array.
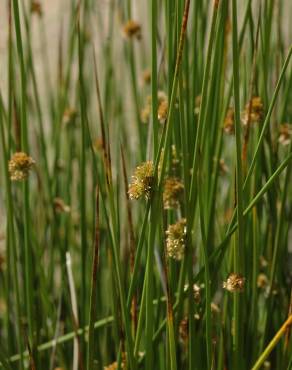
[[163, 177, 184, 209], [140, 91, 168, 124], [257, 273, 269, 289], [53, 198, 71, 213], [166, 218, 187, 261], [171, 145, 180, 168], [31, 1, 42, 16], [141, 69, 151, 85], [104, 355, 126, 369], [123, 20, 142, 40], [140, 95, 152, 123], [157, 95, 168, 124], [104, 362, 118, 370], [128, 161, 154, 200], [8, 152, 35, 181], [223, 273, 245, 293], [179, 317, 189, 344], [224, 107, 235, 134], [241, 96, 264, 125], [278, 123, 292, 146], [193, 284, 201, 304], [63, 107, 78, 127]]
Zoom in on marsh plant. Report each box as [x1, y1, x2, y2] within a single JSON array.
[[0, 0, 291, 369]]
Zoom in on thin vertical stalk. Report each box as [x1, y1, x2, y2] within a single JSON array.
[[87, 188, 100, 370], [144, 1, 191, 369], [145, 201, 157, 370], [162, 228, 177, 370], [77, 12, 88, 334], [231, 1, 244, 369], [0, 97, 24, 370], [151, 0, 159, 156], [12, 0, 35, 346], [244, 45, 292, 187], [188, 1, 219, 212], [198, 167, 212, 369]]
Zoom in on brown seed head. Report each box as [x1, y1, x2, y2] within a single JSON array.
[[166, 218, 187, 261], [193, 284, 201, 304], [158, 101, 168, 123], [104, 358, 126, 370], [31, 1, 42, 16], [123, 20, 142, 40], [257, 273, 269, 289], [140, 92, 168, 124], [8, 152, 35, 181], [53, 198, 71, 213], [128, 161, 154, 200], [224, 107, 235, 134], [142, 69, 151, 84], [223, 273, 245, 293], [278, 123, 292, 146], [163, 177, 184, 209], [179, 317, 189, 344], [241, 96, 264, 126], [63, 107, 78, 126], [104, 363, 117, 370], [158, 94, 168, 124], [140, 104, 151, 124]]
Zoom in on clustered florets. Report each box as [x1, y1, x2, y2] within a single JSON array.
[[63, 107, 78, 126], [142, 69, 151, 85], [223, 97, 264, 134], [224, 107, 235, 134], [166, 218, 187, 261], [31, 1, 42, 16], [128, 161, 154, 200], [241, 96, 264, 125], [140, 91, 168, 124], [278, 123, 292, 146], [163, 177, 184, 209], [53, 198, 71, 213], [8, 152, 35, 181], [223, 273, 245, 293], [123, 20, 142, 40]]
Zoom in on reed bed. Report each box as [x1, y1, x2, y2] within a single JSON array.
[[0, 0, 291, 369]]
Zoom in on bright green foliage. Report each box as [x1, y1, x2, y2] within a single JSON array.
[[0, 1, 291, 369]]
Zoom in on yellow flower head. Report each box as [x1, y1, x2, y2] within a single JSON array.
[[224, 107, 235, 134], [166, 218, 187, 261], [8, 152, 35, 181], [241, 96, 264, 125], [123, 20, 142, 40], [142, 69, 151, 85], [223, 273, 245, 293], [31, 1, 42, 16], [53, 198, 71, 213], [104, 362, 118, 370], [157, 92, 168, 124], [278, 123, 292, 146], [163, 177, 184, 209], [128, 161, 154, 200]]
